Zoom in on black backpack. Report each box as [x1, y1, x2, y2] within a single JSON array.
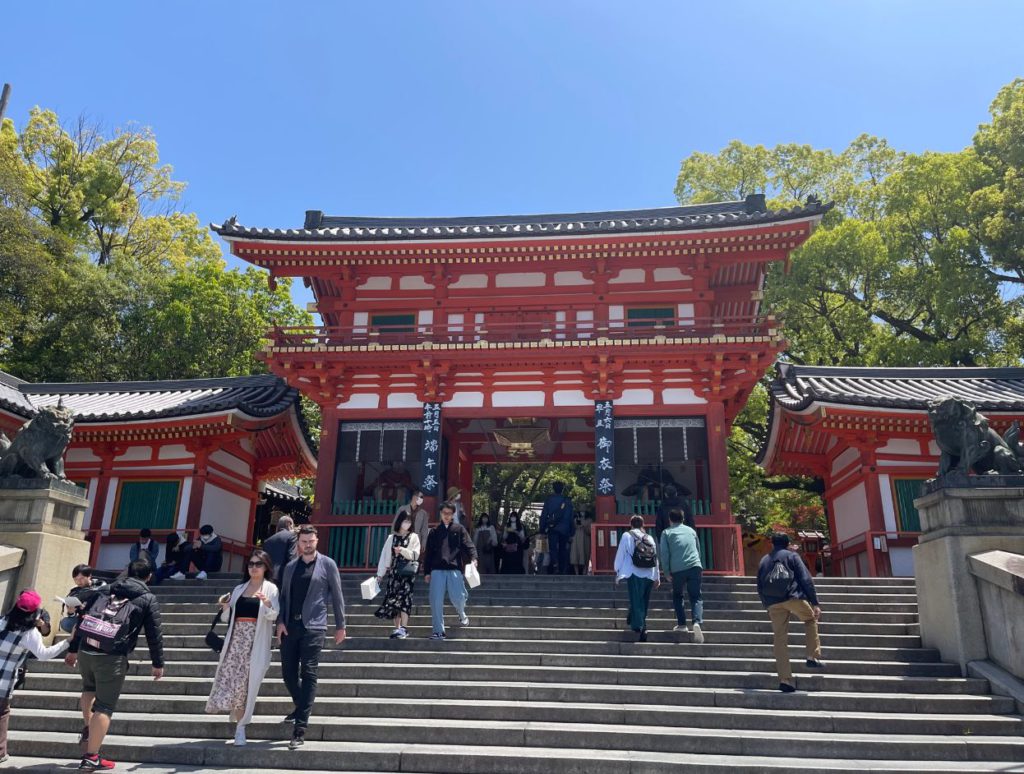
[[763, 557, 795, 597], [78, 593, 138, 654], [631, 530, 657, 568]]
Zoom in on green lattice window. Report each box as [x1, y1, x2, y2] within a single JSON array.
[[626, 307, 675, 327], [370, 313, 416, 333], [114, 480, 180, 530], [893, 478, 926, 532]]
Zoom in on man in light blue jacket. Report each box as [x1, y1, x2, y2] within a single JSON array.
[[658, 509, 704, 643]]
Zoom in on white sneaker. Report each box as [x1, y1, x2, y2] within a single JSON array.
[[459, 614, 470, 626], [692, 623, 704, 644], [673, 624, 689, 632], [233, 726, 246, 746], [196, 571, 208, 580], [169, 572, 186, 581]]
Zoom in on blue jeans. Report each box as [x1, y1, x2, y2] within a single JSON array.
[[671, 567, 704, 626], [548, 531, 570, 575], [429, 569, 468, 633]]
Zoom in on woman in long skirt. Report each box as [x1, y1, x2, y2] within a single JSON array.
[[205, 549, 279, 746], [570, 511, 594, 575], [375, 511, 421, 639]]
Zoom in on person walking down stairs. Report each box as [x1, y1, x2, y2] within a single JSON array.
[[205, 549, 280, 747], [374, 512, 422, 639], [276, 525, 347, 751], [658, 509, 704, 643], [0, 590, 70, 766], [423, 501, 477, 640], [756, 533, 825, 692], [614, 516, 660, 643]]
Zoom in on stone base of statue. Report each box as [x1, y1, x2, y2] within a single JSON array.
[[913, 485, 1024, 676], [0, 477, 91, 637]]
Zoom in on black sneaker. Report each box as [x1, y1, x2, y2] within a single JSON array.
[[638, 629, 648, 643], [779, 682, 797, 693], [288, 730, 305, 750], [79, 753, 116, 770], [806, 659, 825, 669], [282, 711, 298, 724]]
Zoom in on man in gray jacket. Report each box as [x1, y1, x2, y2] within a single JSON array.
[[276, 525, 346, 749]]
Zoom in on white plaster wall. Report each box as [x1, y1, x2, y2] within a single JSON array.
[[609, 268, 645, 284], [553, 390, 591, 407], [833, 482, 870, 543], [889, 547, 915, 577], [445, 392, 485, 408], [831, 447, 861, 477], [609, 305, 624, 329], [878, 459, 934, 468], [927, 440, 940, 455], [82, 478, 98, 525], [357, 277, 392, 291], [67, 448, 101, 463], [677, 303, 695, 324], [159, 445, 191, 460], [878, 474, 898, 532], [353, 311, 369, 334], [97, 544, 133, 573], [653, 267, 692, 282], [448, 313, 464, 333], [879, 438, 921, 455], [338, 394, 380, 410], [417, 310, 433, 327], [200, 484, 251, 544], [554, 271, 591, 286], [116, 447, 152, 462], [400, 275, 433, 290], [211, 450, 251, 479], [450, 274, 488, 289], [176, 478, 193, 529], [387, 393, 421, 409], [616, 389, 655, 406], [662, 388, 706, 405], [495, 272, 546, 288], [101, 478, 118, 530], [492, 391, 546, 408]]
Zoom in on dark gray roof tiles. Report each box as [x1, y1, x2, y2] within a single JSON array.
[[0, 370, 34, 417], [770, 363, 1024, 412], [212, 195, 832, 243]]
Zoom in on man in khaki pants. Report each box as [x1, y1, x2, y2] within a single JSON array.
[[756, 533, 824, 692]]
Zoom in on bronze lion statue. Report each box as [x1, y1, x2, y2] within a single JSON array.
[[0, 402, 75, 480], [927, 396, 1024, 477]]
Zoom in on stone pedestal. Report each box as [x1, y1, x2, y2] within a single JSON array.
[[0, 478, 91, 637], [913, 486, 1024, 675]]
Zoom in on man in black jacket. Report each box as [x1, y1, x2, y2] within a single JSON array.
[[756, 533, 824, 692], [262, 515, 297, 576], [424, 501, 477, 639], [66, 559, 164, 771]]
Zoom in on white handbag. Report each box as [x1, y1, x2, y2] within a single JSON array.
[[464, 563, 481, 589], [360, 576, 381, 600]]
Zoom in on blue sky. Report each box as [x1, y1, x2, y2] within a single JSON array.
[[4, 1, 1023, 309]]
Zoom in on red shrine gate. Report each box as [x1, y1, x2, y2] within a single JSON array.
[[215, 195, 829, 573]]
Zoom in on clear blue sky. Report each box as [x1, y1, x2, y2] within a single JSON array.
[[4, 1, 1023, 309]]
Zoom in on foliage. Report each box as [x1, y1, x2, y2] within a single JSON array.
[[674, 79, 1024, 536], [472, 462, 593, 532]]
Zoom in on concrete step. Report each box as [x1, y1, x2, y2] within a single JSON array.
[[13, 733, 1023, 774], [9, 712, 1024, 761], [13, 693, 1022, 736]]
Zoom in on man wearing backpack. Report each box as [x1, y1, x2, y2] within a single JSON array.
[[756, 533, 824, 692], [613, 515, 660, 642], [65, 559, 165, 771], [539, 481, 574, 575]]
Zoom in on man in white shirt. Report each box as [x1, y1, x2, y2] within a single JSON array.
[[613, 515, 661, 642]]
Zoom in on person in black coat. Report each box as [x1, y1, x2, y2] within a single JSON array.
[[262, 516, 297, 575]]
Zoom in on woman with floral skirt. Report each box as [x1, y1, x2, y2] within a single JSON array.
[[375, 511, 421, 639]]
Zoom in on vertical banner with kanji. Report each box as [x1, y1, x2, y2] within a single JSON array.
[[594, 400, 615, 498], [420, 402, 442, 496]]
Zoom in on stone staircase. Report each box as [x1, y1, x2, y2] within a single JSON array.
[[8, 573, 1024, 772]]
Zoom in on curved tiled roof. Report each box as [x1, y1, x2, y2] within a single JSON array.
[[211, 195, 832, 243], [769, 363, 1024, 412], [0, 370, 34, 418]]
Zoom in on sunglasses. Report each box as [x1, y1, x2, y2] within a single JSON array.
[[247, 560, 265, 568]]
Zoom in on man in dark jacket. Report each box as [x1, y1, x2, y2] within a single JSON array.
[[756, 533, 824, 692], [66, 559, 164, 770], [262, 515, 298, 576], [655, 484, 692, 540], [192, 524, 223, 579], [424, 501, 477, 639], [539, 482, 573, 575]]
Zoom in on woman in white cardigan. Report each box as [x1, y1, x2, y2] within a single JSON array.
[[205, 548, 280, 746], [374, 511, 421, 639]]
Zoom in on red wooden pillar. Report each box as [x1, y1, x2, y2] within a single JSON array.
[[185, 445, 211, 533], [861, 448, 887, 577], [313, 406, 340, 524], [706, 402, 731, 524], [86, 448, 117, 566]]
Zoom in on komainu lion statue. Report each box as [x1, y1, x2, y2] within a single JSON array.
[[0, 402, 75, 480], [927, 396, 1024, 477]]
